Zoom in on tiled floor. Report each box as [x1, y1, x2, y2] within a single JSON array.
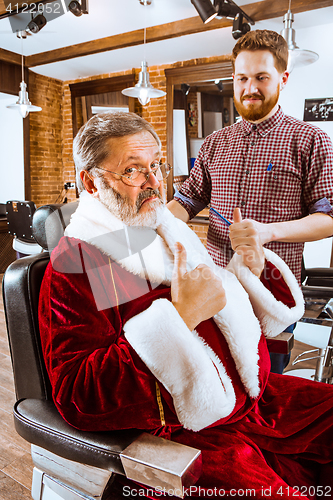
[[0, 272, 319, 500]]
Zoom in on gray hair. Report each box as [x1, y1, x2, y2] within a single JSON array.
[[73, 111, 161, 193]]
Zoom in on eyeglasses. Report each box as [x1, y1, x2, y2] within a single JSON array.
[[95, 162, 172, 187]]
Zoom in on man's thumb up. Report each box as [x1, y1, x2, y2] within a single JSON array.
[[172, 242, 187, 284], [233, 207, 242, 224]]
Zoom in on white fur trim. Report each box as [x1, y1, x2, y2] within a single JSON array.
[[124, 298, 236, 432], [227, 248, 304, 338], [213, 268, 261, 399]]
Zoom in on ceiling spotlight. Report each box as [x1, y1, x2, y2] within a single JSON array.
[[190, 0, 218, 24], [214, 0, 254, 36], [232, 13, 250, 40], [214, 0, 239, 19], [26, 14, 47, 34], [69, 0, 89, 16], [181, 83, 191, 96], [215, 79, 224, 91]]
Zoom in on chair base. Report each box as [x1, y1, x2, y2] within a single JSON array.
[[30, 433, 202, 500], [31, 445, 114, 500], [32, 468, 107, 500]]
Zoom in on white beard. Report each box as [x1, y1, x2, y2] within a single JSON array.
[[98, 179, 165, 229]]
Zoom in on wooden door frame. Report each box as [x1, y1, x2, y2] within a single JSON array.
[[0, 59, 31, 199]]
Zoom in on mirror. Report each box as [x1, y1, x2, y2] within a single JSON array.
[[70, 74, 136, 137], [165, 59, 235, 201], [173, 78, 237, 176], [75, 91, 130, 133]]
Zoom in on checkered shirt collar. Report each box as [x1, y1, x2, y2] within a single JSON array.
[[241, 106, 285, 137]]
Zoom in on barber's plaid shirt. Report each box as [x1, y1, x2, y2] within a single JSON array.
[[175, 107, 333, 283]]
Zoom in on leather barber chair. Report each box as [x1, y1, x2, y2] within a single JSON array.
[[285, 257, 333, 383], [2, 202, 202, 500]]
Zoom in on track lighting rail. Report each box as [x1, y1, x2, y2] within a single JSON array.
[[1, 0, 56, 20]]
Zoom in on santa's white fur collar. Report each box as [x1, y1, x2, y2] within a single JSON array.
[[64, 192, 304, 430]]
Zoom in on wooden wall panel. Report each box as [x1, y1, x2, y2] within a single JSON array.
[[0, 60, 21, 95]]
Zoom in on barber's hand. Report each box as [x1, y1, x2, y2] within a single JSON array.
[[229, 208, 265, 277], [171, 242, 226, 331]]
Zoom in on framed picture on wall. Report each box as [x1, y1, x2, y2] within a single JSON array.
[[303, 98, 333, 122]]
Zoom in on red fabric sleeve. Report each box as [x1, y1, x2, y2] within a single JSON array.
[[260, 260, 296, 308]]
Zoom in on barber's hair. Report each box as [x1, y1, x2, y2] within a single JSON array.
[[231, 29, 288, 74], [73, 111, 161, 193]]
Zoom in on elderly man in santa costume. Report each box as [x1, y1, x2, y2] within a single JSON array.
[[39, 111, 333, 499]]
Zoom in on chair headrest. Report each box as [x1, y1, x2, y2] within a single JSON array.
[[32, 201, 79, 251], [6, 200, 37, 242]]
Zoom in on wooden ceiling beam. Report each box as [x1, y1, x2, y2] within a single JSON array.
[[25, 17, 231, 68], [242, 0, 333, 21], [0, 47, 22, 65], [24, 0, 333, 68]]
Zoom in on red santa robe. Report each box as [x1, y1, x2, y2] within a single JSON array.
[[39, 192, 333, 499]]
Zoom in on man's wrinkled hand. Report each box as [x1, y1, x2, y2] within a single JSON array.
[[171, 242, 226, 331]]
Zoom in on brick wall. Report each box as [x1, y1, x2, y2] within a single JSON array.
[[139, 65, 167, 158], [29, 71, 64, 206], [188, 221, 208, 247]]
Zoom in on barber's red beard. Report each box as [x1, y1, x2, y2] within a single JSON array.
[[234, 86, 280, 122]]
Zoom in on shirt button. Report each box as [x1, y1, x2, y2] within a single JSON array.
[[241, 201, 246, 206], [251, 141, 255, 146], [274, 175, 277, 179], [245, 170, 250, 174]]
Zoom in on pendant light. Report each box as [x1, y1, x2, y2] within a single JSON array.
[[122, 0, 166, 106], [281, 0, 319, 73], [7, 31, 42, 118]]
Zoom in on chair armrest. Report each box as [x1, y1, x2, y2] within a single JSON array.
[[14, 398, 202, 496], [305, 267, 333, 288], [302, 285, 333, 300], [266, 332, 294, 354], [121, 433, 202, 495], [14, 398, 141, 474]]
